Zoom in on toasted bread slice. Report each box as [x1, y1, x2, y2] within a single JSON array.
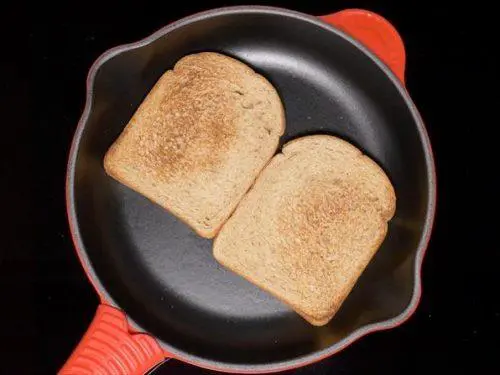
[[213, 135, 396, 325], [104, 52, 285, 238]]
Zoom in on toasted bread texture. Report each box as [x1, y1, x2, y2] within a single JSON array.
[[104, 52, 285, 238], [213, 135, 396, 325]]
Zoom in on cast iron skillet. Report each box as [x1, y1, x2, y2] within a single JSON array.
[[61, 6, 436, 374]]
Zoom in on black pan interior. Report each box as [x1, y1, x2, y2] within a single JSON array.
[[70, 8, 431, 369]]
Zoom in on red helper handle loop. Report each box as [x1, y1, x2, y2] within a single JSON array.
[[58, 304, 165, 375], [320, 9, 406, 85]]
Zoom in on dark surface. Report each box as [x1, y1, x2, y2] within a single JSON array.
[[68, 7, 433, 370], [1, 1, 498, 374]]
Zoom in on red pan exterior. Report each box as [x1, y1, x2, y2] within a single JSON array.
[[61, 7, 436, 375]]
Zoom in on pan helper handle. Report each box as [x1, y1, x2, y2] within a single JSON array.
[[320, 9, 406, 85]]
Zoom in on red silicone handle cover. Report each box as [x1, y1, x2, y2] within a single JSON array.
[[320, 9, 406, 84], [58, 304, 165, 375]]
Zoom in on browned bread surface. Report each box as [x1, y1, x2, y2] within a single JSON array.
[[213, 135, 396, 325], [104, 52, 285, 238]]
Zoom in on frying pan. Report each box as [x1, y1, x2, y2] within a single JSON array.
[[61, 6, 436, 374]]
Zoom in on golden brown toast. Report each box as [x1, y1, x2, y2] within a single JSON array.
[[104, 52, 285, 238], [213, 135, 396, 325]]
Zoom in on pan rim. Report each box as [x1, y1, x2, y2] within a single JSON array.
[[65, 5, 437, 373]]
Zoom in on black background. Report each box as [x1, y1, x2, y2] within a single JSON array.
[[1, 1, 498, 374]]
